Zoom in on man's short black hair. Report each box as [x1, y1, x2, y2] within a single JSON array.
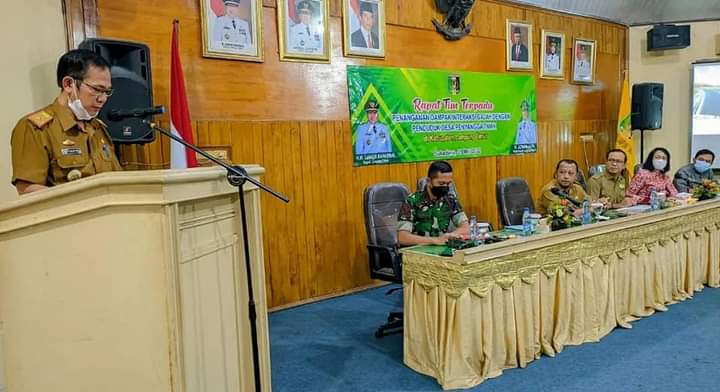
[[56, 49, 111, 88], [641, 147, 671, 173], [428, 160, 453, 178], [555, 159, 578, 172], [694, 149, 715, 161], [606, 148, 627, 162]]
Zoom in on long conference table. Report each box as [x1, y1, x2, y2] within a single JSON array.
[[401, 198, 720, 390]]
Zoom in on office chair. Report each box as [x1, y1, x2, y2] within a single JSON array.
[[363, 182, 410, 338], [588, 164, 606, 178], [575, 167, 588, 190], [496, 177, 535, 227]]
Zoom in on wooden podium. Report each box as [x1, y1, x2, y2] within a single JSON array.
[[0, 167, 271, 392]]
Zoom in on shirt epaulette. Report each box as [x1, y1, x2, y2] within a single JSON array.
[[26, 110, 53, 128]]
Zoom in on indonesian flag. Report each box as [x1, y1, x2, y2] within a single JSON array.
[[170, 21, 198, 169], [288, 0, 298, 24]]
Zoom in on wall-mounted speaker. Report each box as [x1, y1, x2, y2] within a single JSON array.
[[647, 24, 690, 51]]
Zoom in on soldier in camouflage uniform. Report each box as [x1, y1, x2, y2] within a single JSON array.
[[397, 161, 469, 246]]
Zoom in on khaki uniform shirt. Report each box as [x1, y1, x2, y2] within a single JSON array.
[[537, 179, 589, 215], [11, 99, 122, 187], [587, 171, 628, 204]]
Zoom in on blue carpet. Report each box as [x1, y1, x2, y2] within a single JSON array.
[[269, 285, 720, 391]]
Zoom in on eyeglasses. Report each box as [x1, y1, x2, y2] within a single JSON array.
[[75, 79, 114, 98]]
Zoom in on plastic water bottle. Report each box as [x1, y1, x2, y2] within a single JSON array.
[[581, 200, 592, 225], [469, 215, 478, 243], [522, 208, 532, 236], [649, 186, 658, 210]]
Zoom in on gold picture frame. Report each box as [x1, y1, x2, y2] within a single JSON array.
[[342, 0, 385, 58], [277, 0, 331, 63], [540, 30, 565, 80], [195, 145, 233, 167], [571, 37, 597, 85], [199, 0, 264, 62], [506, 19, 533, 71]]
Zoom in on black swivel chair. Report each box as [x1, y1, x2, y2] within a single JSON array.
[[363, 182, 410, 338], [496, 177, 535, 227], [576, 167, 588, 190]]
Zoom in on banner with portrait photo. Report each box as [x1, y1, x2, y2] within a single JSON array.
[[347, 65, 538, 166]]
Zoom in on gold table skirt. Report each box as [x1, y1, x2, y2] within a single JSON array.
[[402, 205, 720, 390]]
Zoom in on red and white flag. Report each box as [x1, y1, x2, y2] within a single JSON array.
[[170, 21, 198, 169]]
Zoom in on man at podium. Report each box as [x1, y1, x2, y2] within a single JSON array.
[[10, 49, 122, 195]]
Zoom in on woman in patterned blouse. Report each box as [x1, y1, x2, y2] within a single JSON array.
[[627, 147, 678, 204]]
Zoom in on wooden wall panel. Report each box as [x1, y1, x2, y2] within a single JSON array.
[[94, 0, 627, 307]]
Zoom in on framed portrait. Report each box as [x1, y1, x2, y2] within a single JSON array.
[[342, 0, 385, 58], [506, 20, 533, 71], [571, 38, 597, 84], [540, 30, 565, 79], [199, 0, 264, 62], [277, 0, 331, 62]]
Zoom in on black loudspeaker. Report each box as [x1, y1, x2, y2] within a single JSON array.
[[647, 24, 691, 51], [631, 83, 664, 130], [79, 38, 155, 144]]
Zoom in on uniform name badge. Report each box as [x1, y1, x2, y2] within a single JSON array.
[[61, 147, 82, 156]]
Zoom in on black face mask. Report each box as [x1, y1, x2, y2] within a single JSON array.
[[431, 185, 450, 198]]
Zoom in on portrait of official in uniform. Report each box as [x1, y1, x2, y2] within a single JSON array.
[[514, 100, 537, 146], [540, 30, 565, 79], [343, 0, 385, 58], [506, 20, 533, 71], [572, 38, 596, 84], [278, 0, 330, 62], [449, 74, 461, 95], [200, 0, 264, 62], [355, 101, 393, 155]]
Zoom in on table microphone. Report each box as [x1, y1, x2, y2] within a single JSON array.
[[107, 105, 165, 121], [550, 187, 583, 207]]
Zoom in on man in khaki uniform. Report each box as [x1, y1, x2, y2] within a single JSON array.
[[587, 149, 632, 209], [537, 159, 589, 215], [11, 49, 122, 195]]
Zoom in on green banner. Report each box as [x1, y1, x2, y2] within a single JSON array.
[[347, 65, 537, 166]]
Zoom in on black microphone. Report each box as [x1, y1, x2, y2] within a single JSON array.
[[107, 105, 165, 121], [550, 187, 583, 207]]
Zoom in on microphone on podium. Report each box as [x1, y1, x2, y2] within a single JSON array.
[[550, 187, 583, 207], [107, 105, 165, 121]]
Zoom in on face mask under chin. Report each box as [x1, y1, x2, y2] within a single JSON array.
[[67, 84, 96, 121]]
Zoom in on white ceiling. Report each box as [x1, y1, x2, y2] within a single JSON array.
[[505, 0, 720, 25]]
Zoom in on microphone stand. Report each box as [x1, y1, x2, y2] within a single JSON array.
[[144, 120, 288, 392]]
